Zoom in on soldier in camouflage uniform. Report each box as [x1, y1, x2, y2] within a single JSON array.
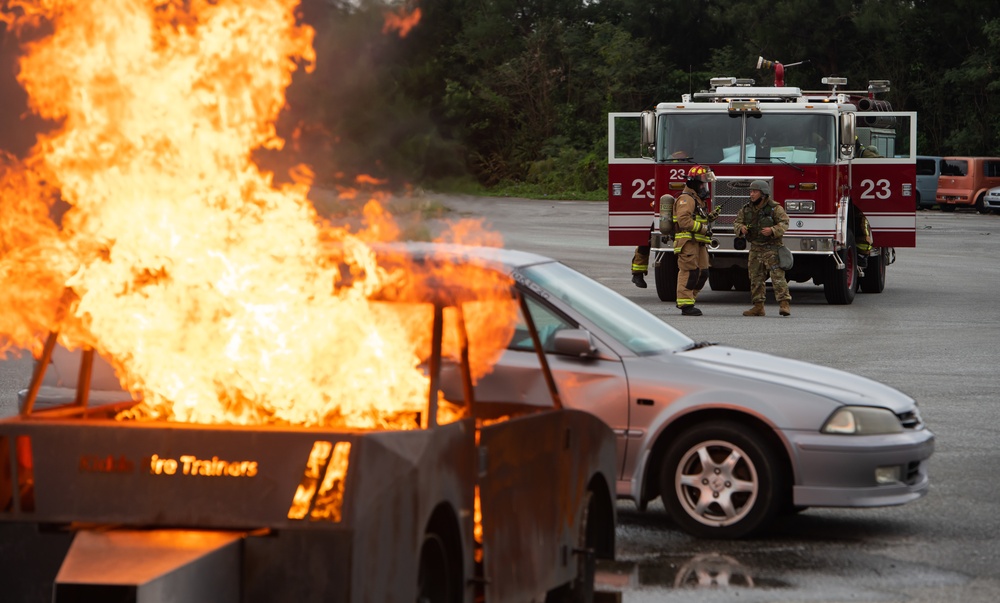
[[733, 180, 791, 317]]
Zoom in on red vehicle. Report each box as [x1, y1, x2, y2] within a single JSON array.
[[935, 156, 1000, 213], [608, 60, 918, 304]]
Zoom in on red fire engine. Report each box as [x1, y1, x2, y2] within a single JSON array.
[[608, 59, 917, 304]]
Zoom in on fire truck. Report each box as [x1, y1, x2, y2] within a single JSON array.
[[608, 59, 917, 304]]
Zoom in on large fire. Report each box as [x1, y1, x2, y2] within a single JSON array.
[[0, 1, 516, 429]]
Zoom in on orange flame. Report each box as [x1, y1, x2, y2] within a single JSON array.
[[382, 6, 421, 39], [0, 1, 514, 429]]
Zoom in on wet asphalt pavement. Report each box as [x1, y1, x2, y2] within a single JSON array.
[[429, 195, 1000, 603], [1, 196, 997, 602]]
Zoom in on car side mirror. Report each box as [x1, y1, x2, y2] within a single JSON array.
[[551, 329, 597, 357]]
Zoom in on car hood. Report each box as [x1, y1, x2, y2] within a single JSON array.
[[674, 344, 916, 413]]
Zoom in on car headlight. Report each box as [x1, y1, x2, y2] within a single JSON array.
[[821, 406, 903, 435]]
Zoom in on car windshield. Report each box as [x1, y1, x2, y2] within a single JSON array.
[[518, 262, 694, 355]]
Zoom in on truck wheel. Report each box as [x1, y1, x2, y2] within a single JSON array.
[[654, 251, 678, 302], [859, 249, 887, 293], [708, 268, 734, 291], [733, 269, 751, 292], [823, 230, 858, 304], [417, 533, 459, 603], [659, 422, 785, 539]]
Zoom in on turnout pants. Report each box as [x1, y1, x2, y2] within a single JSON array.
[[676, 240, 709, 307]]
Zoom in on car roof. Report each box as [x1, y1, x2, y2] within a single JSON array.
[[376, 242, 556, 272], [362, 242, 556, 306]]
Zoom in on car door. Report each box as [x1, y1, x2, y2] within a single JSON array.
[[472, 294, 631, 479]]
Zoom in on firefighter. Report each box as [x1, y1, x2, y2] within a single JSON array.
[[855, 137, 882, 158], [630, 218, 654, 288], [854, 207, 873, 268], [734, 179, 791, 317], [672, 165, 717, 316], [631, 151, 690, 288]]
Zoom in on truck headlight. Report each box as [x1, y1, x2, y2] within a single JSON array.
[[785, 200, 815, 213], [821, 406, 903, 435]]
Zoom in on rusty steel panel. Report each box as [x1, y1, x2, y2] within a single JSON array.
[[477, 408, 617, 603], [55, 530, 242, 603], [0, 411, 478, 603], [0, 412, 470, 531]]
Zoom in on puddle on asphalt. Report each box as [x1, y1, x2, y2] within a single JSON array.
[[596, 552, 793, 591]]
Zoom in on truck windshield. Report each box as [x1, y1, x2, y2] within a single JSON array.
[[658, 113, 836, 165]]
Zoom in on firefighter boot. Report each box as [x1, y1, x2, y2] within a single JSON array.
[[779, 301, 791, 317], [681, 305, 703, 316], [632, 273, 647, 288], [743, 303, 765, 317]]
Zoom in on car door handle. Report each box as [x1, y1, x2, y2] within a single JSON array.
[[636, 398, 654, 406]]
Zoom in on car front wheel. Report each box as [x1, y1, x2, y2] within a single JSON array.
[[660, 422, 785, 539]]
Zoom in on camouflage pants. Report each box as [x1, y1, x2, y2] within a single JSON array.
[[748, 247, 790, 304]]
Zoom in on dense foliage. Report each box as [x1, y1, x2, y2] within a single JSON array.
[[289, 0, 997, 195], [7, 1, 994, 196]]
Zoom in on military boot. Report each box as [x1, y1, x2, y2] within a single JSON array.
[[779, 301, 791, 316], [743, 303, 765, 317]]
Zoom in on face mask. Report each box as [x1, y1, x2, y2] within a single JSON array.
[[699, 184, 711, 199]]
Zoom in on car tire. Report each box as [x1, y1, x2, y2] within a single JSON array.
[[417, 532, 460, 603], [660, 421, 785, 539], [654, 251, 678, 302], [975, 193, 989, 214]]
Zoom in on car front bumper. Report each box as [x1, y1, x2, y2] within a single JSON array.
[[788, 428, 935, 508]]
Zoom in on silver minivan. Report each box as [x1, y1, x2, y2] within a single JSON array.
[[916, 155, 943, 209]]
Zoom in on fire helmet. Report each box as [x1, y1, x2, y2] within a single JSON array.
[[687, 165, 713, 183], [749, 179, 770, 195]]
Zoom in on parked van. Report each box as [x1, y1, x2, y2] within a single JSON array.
[[915, 155, 943, 209], [936, 156, 1000, 213]]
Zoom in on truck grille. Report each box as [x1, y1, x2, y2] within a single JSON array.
[[711, 177, 774, 233]]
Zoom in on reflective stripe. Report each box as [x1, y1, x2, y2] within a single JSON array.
[[677, 298, 696, 306], [631, 263, 648, 271], [674, 233, 711, 252]]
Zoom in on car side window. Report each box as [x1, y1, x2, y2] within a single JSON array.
[[508, 296, 575, 353]]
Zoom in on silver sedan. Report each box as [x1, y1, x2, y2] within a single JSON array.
[[438, 244, 935, 539]]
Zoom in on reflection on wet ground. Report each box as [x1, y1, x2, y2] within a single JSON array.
[[597, 551, 792, 592], [593, 504, 972, 602]]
